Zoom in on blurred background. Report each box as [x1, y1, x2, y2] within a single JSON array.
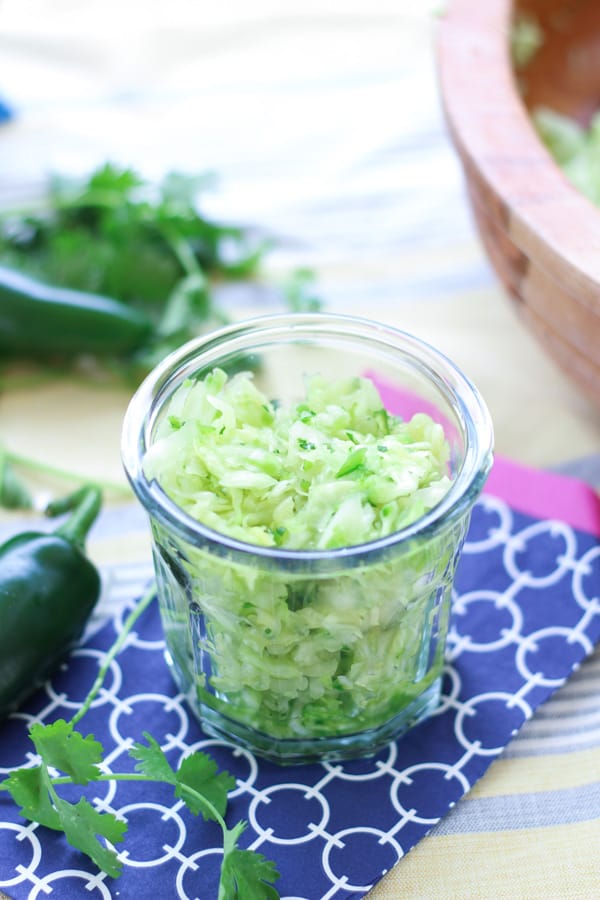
[[0, 0, 598, 484], [0, 1, 463, 287]]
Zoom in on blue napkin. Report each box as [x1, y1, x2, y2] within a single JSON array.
[[1, 477, 599, 899]]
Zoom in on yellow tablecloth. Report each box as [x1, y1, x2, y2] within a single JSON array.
[[0, 2, 599, 896]]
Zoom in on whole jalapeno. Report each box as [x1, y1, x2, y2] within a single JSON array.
[[0, 264, 153, 356], [0, 485, 103, 719]]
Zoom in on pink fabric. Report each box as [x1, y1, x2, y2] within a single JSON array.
[[485, 455, 600, 537]]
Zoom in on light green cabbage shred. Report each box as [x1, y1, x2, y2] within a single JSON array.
[[144, 368, 452, 548], [534, 107, 600, 208], [511, 13, 544, 69]]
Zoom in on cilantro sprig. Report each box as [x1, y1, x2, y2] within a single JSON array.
[[0, 162, 321, 381], [0, 585, 280, 898]]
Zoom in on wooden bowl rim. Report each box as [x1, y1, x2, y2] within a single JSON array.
[[436, 0, 600, 312]]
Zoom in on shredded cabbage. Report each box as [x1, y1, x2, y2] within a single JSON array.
[[145, 370, 459, 750], [534, 107, 600, 208], [144, 369, 452, 549], [509, 12, 600, 208]]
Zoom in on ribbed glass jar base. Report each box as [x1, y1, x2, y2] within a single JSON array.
[[164, 645, 443, 764]]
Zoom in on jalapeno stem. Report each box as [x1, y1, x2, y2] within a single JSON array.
[[3, 446, 131, 497], [47, 485, 102, 548]]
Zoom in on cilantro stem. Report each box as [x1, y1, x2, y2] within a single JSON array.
[[45, 770, 63, 807], [161, 228, 202, 277], [70, 583, 156, 727], [178, 782, 227, 832], [47, 773, 226, 829], [49, 773, 159, 786], [2, 447, 131, 498]]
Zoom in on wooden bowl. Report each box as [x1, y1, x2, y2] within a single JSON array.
[[437, 0, 600, 407]]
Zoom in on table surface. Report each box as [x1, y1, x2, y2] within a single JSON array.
[[0, 2, 599, 897]]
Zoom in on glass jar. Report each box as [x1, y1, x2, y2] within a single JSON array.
[[121, 313, 493, 764]]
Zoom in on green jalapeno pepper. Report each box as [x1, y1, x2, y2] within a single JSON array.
[[0, 485, 102, 719], [0, 264, 153, 356]]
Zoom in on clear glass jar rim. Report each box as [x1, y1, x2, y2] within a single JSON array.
[[121, 312, 494, 563]]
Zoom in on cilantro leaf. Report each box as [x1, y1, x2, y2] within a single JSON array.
[[157, 272, 210, 339], [219, 822, 280, 900], [4, 731, 125, 880], [55, 796, 126, 879], [3, 766, 61, 830], [130, 732, 176, 784], [175, 752, 235, 821], [29, 720, 103, 784], [130, 735, 234, 822], [220, 850, 281, 900]]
